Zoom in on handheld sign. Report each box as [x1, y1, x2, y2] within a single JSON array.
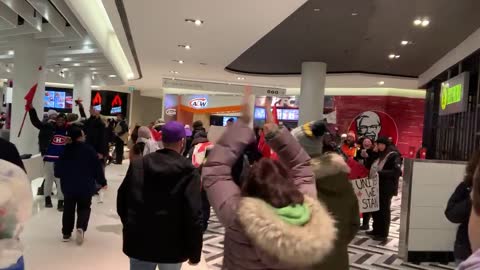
[[351, 175, 380, 213]]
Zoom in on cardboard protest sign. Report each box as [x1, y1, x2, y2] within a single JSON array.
[[351, 175, 379, 213]]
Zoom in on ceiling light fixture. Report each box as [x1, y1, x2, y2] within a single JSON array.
[[237, 77, 245, 80], [92, 71, 98, 74], [7, 50, 14, 56], [6, 68, 11, 73], [414, 17, 430, 27], [89, 67, 97, 70], [313, 8, 320, 12], [62, 68, 69, 71], [378, 81, 385, 86], [178, 44, 191, 50], [351, 12, 359, 16], [170, 71, 179, 74], [173, 60, 184, 64], [109, 74, 117, 78], [388, 53, 400, 59], [127, 72, 134, 79], [63, 57, 72, 61], [401, 40, 409, 45], [185, 19, 204, 26], [73, 63, 80, 66]]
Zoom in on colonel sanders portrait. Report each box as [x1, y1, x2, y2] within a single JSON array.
[[356, 111, 381, 141]]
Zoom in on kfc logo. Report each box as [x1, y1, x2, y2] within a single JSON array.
[[349, 111, 398, 144]]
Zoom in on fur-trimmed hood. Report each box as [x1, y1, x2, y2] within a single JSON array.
[[311, 153, 350, 179], [237, 195, 337, 268]]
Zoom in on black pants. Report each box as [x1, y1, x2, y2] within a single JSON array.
[[62, 196, 92, 236], [201, 190, 211, 232], [115, 137, 124, 164], [362, 213, 371, 227], [371, 192, 393, 237]]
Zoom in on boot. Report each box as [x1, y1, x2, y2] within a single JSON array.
[[57, 200, 64, 212], [45, 196, 53, 208]]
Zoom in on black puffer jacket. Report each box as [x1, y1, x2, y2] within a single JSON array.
[[117, 148, 203, 264], [377, 149, 402, 196], [79, 105, 107, 156], [445, 182, 472, 261], [29, 109, 55, 155]]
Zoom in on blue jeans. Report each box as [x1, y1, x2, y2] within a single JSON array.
[[129, 258, 181, 270]]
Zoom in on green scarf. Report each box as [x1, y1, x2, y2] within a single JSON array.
[[274, 204, 311, 226]]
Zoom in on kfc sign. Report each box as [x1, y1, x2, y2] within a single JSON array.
[[348, 111, 398, 144], [189, 97, 208, 109]]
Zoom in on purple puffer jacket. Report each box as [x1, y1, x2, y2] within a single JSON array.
[[202, 123, 336, 270]]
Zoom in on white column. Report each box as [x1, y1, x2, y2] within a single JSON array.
[[10, 35, 48, 155], [73, 72, 92, 115], [298, 62, 327, 125]]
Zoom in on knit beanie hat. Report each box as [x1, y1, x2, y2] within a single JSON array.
[[291, 121, 325, 157]]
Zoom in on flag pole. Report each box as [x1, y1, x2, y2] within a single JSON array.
[[17, 111, 28, 137]]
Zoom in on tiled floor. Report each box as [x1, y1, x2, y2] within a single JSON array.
[[22, 162, 457, 270]]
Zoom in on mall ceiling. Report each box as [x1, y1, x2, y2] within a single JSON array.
[[226, 0, 480, 77], [0, 0, 121, 85]]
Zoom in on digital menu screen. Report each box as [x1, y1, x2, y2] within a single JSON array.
[[44, 87, 73, 113], [254, 107, 266, 119]]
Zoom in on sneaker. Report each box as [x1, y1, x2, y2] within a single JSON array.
[[359, 224, 370, 231], [57, 200, 64, 212], [76, 229, 84, 246], [62, 235, 71, 242], [45, 196, 53, 208], [97, 190, 104, 204]]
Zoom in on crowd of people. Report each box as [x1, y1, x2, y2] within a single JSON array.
[[3, 91, 480, 270]]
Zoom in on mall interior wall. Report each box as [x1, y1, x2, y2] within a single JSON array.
[[422, 49, 480, 161], [129, 90, 163, 127]]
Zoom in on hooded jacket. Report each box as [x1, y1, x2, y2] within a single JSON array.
[[202, 123, 336, 270], [310, 153, 360, 270]]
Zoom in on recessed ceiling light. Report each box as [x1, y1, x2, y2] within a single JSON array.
[[351, 12, 359, 16], [185, 19, 204, 26], [414, 18, 430, 27], [237, 77, 245, 80], [6, 68, 11, 73], [49, 69, 54, 72], [63, 57, 72, 61], [401, 40, 409, 45], [395, 55, 400, 59], [73, 63, 80, 66], [178, 44, 191, 50], [89, 67, 97, 71], [109, 74, 117, 78], [388, 54, 396, 59], [7, 50, 14, 56], [170, 71, 179, 74], [127, 72, 134, 79], [313, 8, 320, 12], [378, 81, 385, 86], [177, 60, 184, 64], [62, 68, 69, 71]]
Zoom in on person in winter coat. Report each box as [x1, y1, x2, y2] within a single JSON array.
[[445, 151, 480, 264], [0, 138, 25, 172], [202, 93, 336, 270], [341, 131, 357, 158], [114, 114, 129, 164], [292, 121, 359, 270], [458, 154, 480, 269], [0, 160, 32, 270], [117, 121, 203, 270], [367, 137, 402, 241], [54, 126, 102, 245], [136, 126, 160, 156], [28, 106, 67, 211]]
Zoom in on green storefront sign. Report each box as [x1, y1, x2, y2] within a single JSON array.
[[440, 84, 462, 110], [438, 72, 469, 116]]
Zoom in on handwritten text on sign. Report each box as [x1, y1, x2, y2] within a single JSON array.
[[351, 176, 379, 213]]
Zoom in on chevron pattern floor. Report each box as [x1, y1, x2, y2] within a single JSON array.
[[202, 195, 457, 270]]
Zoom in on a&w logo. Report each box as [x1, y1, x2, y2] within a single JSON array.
[[189, 97, 208, 109], [52, 135, 67, 145]]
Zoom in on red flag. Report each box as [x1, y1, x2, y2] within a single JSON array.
[[272, 102, 279, 125], [24, 83, 38, 106]]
